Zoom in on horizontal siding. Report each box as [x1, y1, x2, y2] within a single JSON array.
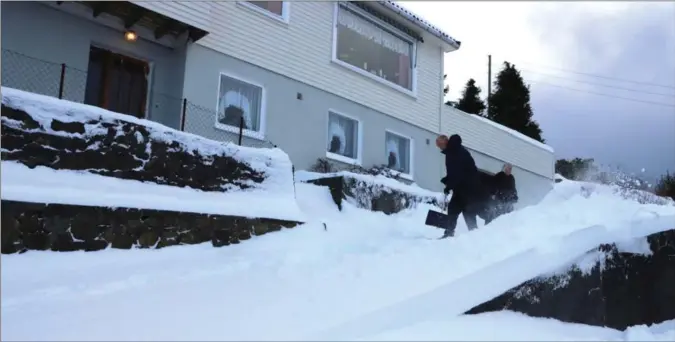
[[131, 1, 211, 31], [132, 1, 554, 180], [441, 106, 554, 179], [131, 1, 444, 133]]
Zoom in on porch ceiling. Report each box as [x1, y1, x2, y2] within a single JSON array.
[[56, 1, 208, 42]]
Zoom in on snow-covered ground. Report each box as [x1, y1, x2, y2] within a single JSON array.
[[2, 173, 674, 341], [2, 88, 674, 341]]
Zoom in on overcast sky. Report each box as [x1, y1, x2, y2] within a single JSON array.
[[399, 1, 675, 181]]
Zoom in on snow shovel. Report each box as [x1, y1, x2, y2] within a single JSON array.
[[424, 209, 449, 229], [425, 194, 451, 229]]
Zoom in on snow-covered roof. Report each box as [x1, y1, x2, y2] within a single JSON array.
[[377, 1, 461, 50]]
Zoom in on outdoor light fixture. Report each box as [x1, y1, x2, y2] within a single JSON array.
[[124, 30, 138, 42]]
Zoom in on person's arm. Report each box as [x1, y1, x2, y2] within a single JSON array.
[[508, 175, 518, 202], [443, 153, 462, 191]]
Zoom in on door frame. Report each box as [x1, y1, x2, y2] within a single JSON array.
[[88, 41, 155, 120]]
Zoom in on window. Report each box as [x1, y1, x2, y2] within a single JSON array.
[[334, 4, 415, 91], [385, 131, 412, 176], [216, 73, 264, 134], [327, 111, 360, 163], [241, 1, 289, 22]]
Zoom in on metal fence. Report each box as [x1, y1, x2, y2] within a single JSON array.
[[1, 48, 277, 149]]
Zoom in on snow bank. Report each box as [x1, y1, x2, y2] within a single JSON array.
[[1, 87, 287, 177], [296, 170, 443, 199], [547, 173, 674, 207], [2, 163, 675, 340], [296, 170, 446, 213], [1, 87, 303, 221], [362, 312, 674, 341], [1, 161, 305, 222]]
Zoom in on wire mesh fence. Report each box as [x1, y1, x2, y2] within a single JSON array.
[[1, 48, 279, 150], [2, 49, 65, 99]]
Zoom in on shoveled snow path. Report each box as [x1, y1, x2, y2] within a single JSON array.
[[2, 184, 674, 341]]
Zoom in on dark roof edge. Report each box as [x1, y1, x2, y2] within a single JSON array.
[[377, 1, 461, 50]]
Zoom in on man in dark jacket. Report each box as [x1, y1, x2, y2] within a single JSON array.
[[436, 134, 486, 239], [484, 163, 519, 224]]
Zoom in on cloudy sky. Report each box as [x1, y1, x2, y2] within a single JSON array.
[[399, 1, 675, 181]]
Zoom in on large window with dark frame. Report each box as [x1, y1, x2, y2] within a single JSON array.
[[334, 4, 414, 91]]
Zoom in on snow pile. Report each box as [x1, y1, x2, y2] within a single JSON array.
[[1, 162, 305, 222], [1, 87, 304, 222], [363, 312, 674, 341], [549, 173, 674, 207], [296, 170, 446, 211], [3, 176, 675, 340], [296, 170, 443, 199], [623, 320, 675, 342]]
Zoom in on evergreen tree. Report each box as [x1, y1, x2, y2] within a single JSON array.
[[443, 74, 453, 106], [454, 78, 486, 116], [488, 62, 545, 143], [655, 171, 675, 200], [555, 158, 596, 180]]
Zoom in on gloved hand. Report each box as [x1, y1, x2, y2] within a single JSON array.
[[443, 187, 450, 195]]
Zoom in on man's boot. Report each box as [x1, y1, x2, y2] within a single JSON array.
[[439, 228, 454, 239]]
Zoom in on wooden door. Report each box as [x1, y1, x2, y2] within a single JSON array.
[[84, 46, 149, 119]]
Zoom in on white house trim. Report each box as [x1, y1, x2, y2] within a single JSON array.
[[326, 109, 364, 166], [237, 1, 290, 25], [331, 2, 418, 98], [214, 71, 268, 141], [384, 128, 415, 181]]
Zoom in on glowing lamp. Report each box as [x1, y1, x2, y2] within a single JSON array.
[[124, 30, 138, 42]]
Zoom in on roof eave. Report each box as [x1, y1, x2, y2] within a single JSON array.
[[376, 1, 461, 51]]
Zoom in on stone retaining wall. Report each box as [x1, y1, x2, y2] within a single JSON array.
[[465, 229, 675, 330], [1, 200, 300, 254], [1, 104, 264, 192]]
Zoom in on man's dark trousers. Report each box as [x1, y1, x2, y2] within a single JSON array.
[[444, 192, 481, 236]]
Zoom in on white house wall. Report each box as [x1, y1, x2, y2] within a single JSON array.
[[441, 105, 555, 179], [132, 1, 445, 133]]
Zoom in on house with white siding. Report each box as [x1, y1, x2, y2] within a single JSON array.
[[1, 1, 555, 207]]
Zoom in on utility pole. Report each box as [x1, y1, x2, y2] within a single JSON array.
[[487, 54, 492, 115]]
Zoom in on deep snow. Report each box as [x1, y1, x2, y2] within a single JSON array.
[[2, 88, 674, 341], [2, 175, 674, 341]]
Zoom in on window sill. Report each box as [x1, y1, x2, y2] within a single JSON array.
[[326, 151, 362, 167], [214, 123, 266, 141], [237, 1, 289, 26], [330, 58, 417, 100]]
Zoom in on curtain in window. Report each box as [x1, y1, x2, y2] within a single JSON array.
[[398, 54, 411, 89], [217, 76, 262, 131], [219, 90, 252, 129], [386, 133, 410, 173], [328, 114, 357, 159], [386, 138, 401, 170], [337, 5, 409, 56]]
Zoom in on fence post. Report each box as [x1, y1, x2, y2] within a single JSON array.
[[58, 63, 66, 99], [180, 98, 187, 131], [238, 116, 244, 146]]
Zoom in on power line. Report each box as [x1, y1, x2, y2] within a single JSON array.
[[520, 68, 675, 98], [528, 80, 675, 108], [504, 58, 675, 90]]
